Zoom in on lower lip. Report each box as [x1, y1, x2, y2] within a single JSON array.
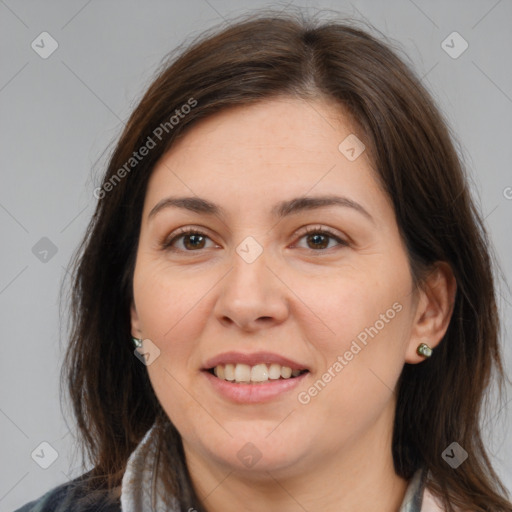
[[202, 370, 309, 404]]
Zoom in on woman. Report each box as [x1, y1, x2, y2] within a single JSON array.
[[15, 8, 512, 512]]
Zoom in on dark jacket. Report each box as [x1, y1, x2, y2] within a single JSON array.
[[13, 471, 121, 512]]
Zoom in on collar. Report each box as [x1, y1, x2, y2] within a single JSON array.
[[120, 423, 178, 512]]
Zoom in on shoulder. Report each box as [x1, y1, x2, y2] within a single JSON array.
[[13, 471, 121, 512]]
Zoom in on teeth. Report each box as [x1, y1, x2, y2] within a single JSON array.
[[281, 366, 292, 379], [234, 363, 251, 383], [268, 363, 281, 380], [251, 364, 269, 382], [213, 365, 225, 379], [211, 363, 306, 384], [224, 363, 235, 381]]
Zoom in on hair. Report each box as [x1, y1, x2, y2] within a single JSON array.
[[60, 7, 512, 512]]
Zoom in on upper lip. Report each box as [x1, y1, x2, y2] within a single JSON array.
[[202, 351, 310, 371]]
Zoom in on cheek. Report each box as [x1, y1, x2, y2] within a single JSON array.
[[133, 264, 209, 429], [133, 260, 212, 342], [296, 270, 412, 411], [305, 266, 411, 350], [131, 262, 214, 419]]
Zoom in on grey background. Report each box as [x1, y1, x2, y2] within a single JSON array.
[[1, 0, 511, 510]]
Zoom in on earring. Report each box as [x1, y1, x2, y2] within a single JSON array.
[[132, 337, 143, 348], [417, 343, 433, 358]]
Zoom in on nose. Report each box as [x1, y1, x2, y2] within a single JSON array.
[[213, 246, 289, 332]]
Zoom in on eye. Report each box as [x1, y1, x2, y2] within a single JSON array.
[[160, 227, 216, 252], [294, 226, 349, 251]]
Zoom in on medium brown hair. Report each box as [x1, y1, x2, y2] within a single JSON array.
[[61, 8, 512, 511]]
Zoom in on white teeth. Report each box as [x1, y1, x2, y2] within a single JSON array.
[[251, 364, 269, 382], [224, 363, 235, 381], [281, 366, 292, 379], [268, 363, 282, 380], [214, 365, 225, 379], [211, 363, 306, 383], [234, 364, 251, 382]]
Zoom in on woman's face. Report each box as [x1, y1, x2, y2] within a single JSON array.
[[131, 97, 424, 477]]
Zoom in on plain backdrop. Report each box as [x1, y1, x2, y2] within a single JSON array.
[[1, 0, 511, 510]]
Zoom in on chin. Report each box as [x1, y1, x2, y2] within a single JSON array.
[[198, 431, 306, 475]]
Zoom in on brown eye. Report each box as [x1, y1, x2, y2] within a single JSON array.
[[305, 232, 330, 250], [295, 227, 348, 251], [161, 229, 214, 251], [181, 233, 207, 250]]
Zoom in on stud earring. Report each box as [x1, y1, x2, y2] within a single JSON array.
[[417, 343, 433, 358], [132, 337, 143, 348]]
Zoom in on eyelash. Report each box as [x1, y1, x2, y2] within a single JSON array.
[[160, 225, 349, 253]]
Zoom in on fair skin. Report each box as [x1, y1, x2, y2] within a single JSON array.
[[130, 96, 456, 512]]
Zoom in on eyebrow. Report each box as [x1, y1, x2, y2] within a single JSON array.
[[147, 195, 374, 223]]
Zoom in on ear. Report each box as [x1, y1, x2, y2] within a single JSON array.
[[130, 301, 143, 339], [405, 262, 457, 363]]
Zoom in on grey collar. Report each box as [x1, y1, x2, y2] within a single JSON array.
[[399, 467, 426, 511]]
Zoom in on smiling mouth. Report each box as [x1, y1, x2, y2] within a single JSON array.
[[206, 363, 309, 384]]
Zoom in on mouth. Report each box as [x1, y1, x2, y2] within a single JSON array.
[[204, 363, 309, 384], [202, 363, 310, 404]]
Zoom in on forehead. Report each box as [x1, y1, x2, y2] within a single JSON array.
[[165, 96, 365, 162], [142, 97, 385, 220]]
